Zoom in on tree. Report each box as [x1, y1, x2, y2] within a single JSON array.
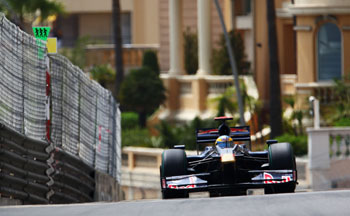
[[212, 30, 250, 75], [183, 28, 198, 75], [266, 0, 283, 138], [112, 0, 124, 98], [0, 0, 64, 30], [119, 67, 166, 127], [142, 50, 160, 75]]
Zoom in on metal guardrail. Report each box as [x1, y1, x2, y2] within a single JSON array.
[[0, 122, 97, 204], [49, 148, 95, 203], [0, 123, 50, 204]]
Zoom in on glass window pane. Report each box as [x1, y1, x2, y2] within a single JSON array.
[[317, 23, 342, 81], [121, 12, 132, 44]]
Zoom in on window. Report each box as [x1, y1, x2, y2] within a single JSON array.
[[317, 23, 342, 81], [121, 12, 132, 44]]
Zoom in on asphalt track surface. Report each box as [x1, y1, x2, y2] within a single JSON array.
[[1, 190, 350, 216]]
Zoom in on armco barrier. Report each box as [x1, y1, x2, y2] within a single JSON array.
[[0, 122, 96, 204], [0, 123, 50, 204], [49, 148, 95, 203]]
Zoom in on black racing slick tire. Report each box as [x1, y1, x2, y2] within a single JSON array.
[[161, 149, 188, 199], [265, 142, 297, 194]]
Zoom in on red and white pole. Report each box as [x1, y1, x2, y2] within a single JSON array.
[[45, 56, 51, 141]]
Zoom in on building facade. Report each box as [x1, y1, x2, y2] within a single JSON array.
[[55, 0, 159, 46], [55, 0, 350, 119]]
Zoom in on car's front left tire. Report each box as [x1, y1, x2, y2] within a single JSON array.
[[160, 149, 189, 199]]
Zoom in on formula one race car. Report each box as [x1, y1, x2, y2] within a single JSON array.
[[160, 117, 297, 199]]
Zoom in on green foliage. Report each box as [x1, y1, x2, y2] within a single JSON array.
[[122, 127, 153, 148], [157, 120, 182, 149], [331, 77, 350, 121], [121, 112, 139, 130], [157, 118, 219, 150], [209, 87, 237, 117], [142, 50, 160, 75], [90, 64, 115, 87], [1, 0, 64, 24], [183, 28, 198, 75], [282, 118, 294, 135], [334, 118, 350, 126], [60, 36, 91, 68], [212, 30, 250, 75], [119, 67, 166, 127], [283, 96, 305, 135], [209, 79, 260, 127], [283, 96, 295, 108], [275, 133, 308, 156]]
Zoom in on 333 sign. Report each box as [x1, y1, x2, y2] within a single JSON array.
[[33, 27, 50, 40]]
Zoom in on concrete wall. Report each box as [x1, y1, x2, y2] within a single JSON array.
[[132, 0, 159, 44], [294, 0, 350, 7], [254, 0, 269, 103], [57, 0, 158, 46], [307, 127, 350, 191], [57, 0, 133, 13], [94, 170, 121, 202], [0, 198, 22, 206], [254, 0, 297, 104]]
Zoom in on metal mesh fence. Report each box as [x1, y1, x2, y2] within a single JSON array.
[[22, 29, 47, 139], [50, 54, 121, 178], [0, 14, 47, 139], [0, 13, 121, 180], [78, 71, 97, 166]]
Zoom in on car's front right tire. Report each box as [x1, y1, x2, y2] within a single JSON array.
[[265, 142, 297, 194]]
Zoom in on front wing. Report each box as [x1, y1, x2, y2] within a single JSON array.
[[161, 170, 297, 192]]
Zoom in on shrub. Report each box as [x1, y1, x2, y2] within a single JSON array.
[[142, 50, 160, 75], [157, 117, 220, 150], [334, 118, 350, 126], [119, 67, 166, 127], [122, 128, 153, 148], [212, 30, 250, 75], [90, 64, 115, 87], [183, 28, 198, 75], [275, 133, 307, 156], [121, 112, 139, 130], [60, 36, 91, 68]]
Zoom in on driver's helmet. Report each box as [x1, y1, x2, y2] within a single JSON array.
[[215, 135, 234, 148]]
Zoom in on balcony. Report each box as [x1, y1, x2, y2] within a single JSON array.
[[307, 127, 350, 190], [295, 82, 336, 104], [289, 0, 350, 15], [85, 44, 159, 71], [159, 75, 258, 122]]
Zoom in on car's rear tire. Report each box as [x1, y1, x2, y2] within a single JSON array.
[[265, 142, 297, 194], [161, 149, 189, 199]]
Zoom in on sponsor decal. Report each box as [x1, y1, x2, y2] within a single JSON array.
[[263, 172, 292, 184], [162, 179, 166, 189], [189, 176, 196, 184], [168, 184, 196, 189]]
